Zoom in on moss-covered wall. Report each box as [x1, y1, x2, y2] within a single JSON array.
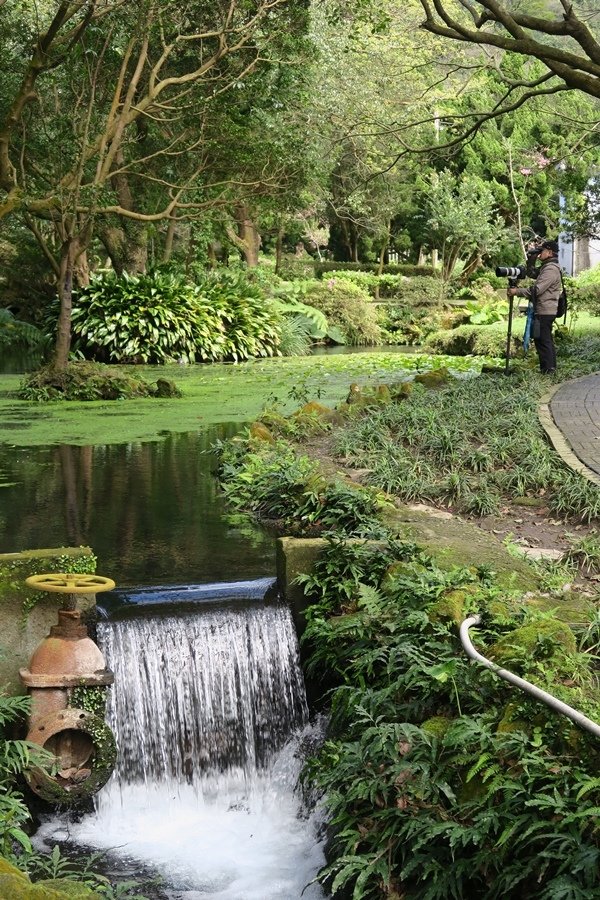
[[0, 547, 96, 695]]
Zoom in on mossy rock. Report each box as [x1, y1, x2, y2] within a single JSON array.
[[486, 598, 521, 622], [294, 401, 334, 419], [414, 368, 451, 389], [389, 382, 412, 400], [375, 385, 392, 402], [489, 618, 576, 668], [429, 585, 480, 625], [152, 377, 181, 398], [422, 716, 453, 739], [0, 859, 101, 899], [259, 410, 289, 432], [249, 421, 276, 443], [343, 384, 392, 409], [496, 703, 529, 735], [36, 881, 102, 899], [527, 593, 596, 626], [513, 496, 547, 508], [381, 560, 428, 594], [345, 383, 363, 404]]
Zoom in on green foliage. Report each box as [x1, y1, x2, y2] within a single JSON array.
[[70, 270, 281, 365], [196, 271, 281, 362], [217, 438, 384, 536], [300, 536, 600, 899], [463, 298, 509, 325], [566, 265, 600, 317], [420, 171, 507, 281], [71, 271, 209, 364], [302, 278, 383, 346], [17, 846, 153, 898], [0, 310, 47, 352], [0, 693, 55, 858], [274, 314, 313, 356]]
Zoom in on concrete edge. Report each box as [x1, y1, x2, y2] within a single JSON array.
[[538, 381, 600, 487]]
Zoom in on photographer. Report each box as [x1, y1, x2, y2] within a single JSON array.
[[507, 239, 562, 374]]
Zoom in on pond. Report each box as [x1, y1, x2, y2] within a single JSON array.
[[0, 425, 274, 585]]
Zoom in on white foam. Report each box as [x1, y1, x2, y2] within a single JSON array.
[[36, 775, 326, 898]]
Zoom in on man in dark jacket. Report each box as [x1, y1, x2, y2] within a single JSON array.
[[508, 239, 562, 374]]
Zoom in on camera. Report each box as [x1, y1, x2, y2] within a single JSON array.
[[495, 246, 542, 280]]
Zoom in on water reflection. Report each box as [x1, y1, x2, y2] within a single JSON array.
[[0, 426, 274, 585]]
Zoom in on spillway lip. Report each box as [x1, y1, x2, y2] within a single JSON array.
[[97, 577, 279, 620]]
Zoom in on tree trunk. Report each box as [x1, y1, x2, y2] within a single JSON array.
[[53, 238, 80, 373], [235, 203, 260, 266], [99, 223, 148, 275], [417, 246, 426, 266], [162, 218, 177, 263], [275, 221, 285, 275], [375, 221, 391, 300]]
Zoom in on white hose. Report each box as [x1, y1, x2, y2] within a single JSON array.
[[459, 615, 600, 740]]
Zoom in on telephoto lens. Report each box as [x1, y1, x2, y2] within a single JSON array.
[[495, 265, 526, 278]]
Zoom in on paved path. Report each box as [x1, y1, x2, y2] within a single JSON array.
[[543, 375, 600, 485]]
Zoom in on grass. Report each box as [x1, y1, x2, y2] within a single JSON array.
[[334, 368, 600, 523], [0, 352, 489, 447]]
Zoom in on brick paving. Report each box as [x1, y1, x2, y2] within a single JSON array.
[[549, 375, 600, 477]]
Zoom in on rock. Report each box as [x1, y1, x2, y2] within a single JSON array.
[[249, 422, 275, 443], [345, 383, 362, 404], [489, 618, 577, 669], [154, 378, 181, 398], [414, 368, 450, 389], [422, 716, 453, 739], [519, 547, 564, 561]]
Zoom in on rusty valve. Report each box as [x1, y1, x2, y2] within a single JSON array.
[[20, 572, 117, 804]]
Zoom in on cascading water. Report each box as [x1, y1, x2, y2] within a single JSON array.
[[37, 600, 326, 899]]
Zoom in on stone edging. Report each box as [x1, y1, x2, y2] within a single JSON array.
[[538, 379, 600, 487]]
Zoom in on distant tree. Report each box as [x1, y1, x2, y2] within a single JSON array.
[[420, 170, 506, 280]]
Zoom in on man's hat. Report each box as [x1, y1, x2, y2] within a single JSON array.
[[541, 239, 559, 254]]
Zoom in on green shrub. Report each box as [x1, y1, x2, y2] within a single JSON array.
[[17, 361, 175, 401], [426, 323, 512, 357], [302, 279, 383, 346], [380, 305, 445, 346], [196, 271, 281, 361], [565, 265, 600, 315], [72, 271, 217, 363], [0, 310, 47, 352], [300, 537, 600, 899], [314, 261, 435, 278], [71, 270, 281, 364], [217, 439, 383, 535], [0, 693, 54, 857], [275, 314, 313, 357]]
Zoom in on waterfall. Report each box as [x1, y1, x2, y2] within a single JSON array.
[[100, 603, 309, 786], [37, 599, 326, 899]]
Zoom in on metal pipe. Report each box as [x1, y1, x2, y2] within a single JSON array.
[[459, 615, 600, 740]]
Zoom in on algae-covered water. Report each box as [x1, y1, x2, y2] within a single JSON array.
[[0, 352, 488, 446]]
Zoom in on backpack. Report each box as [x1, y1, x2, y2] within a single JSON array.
[[557, 283, 568, 320], [550, 261, 567, 321]]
